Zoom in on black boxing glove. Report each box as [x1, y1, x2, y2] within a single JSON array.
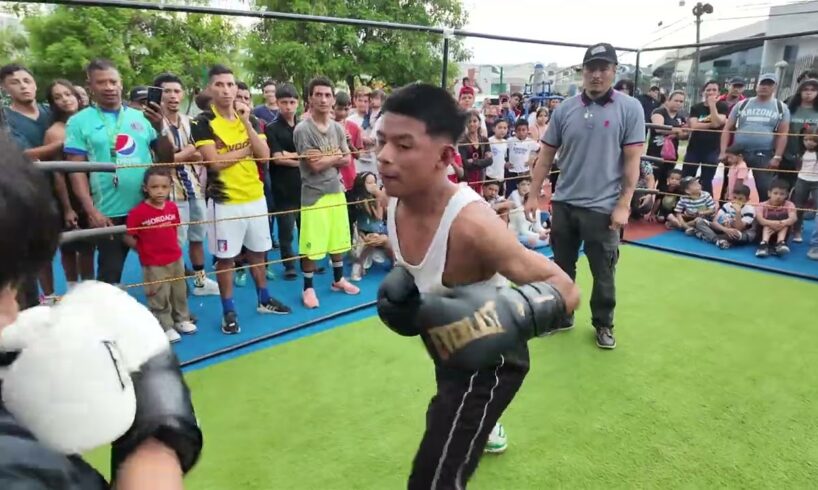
[[110, 349, 203, 480], [377, 266, 422, 337], [412, 281, 567, 370]]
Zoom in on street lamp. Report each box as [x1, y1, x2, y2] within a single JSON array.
[[692, 2, 714, 92]]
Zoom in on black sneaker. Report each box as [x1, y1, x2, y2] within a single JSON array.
[[257, 297, 292, 315], [222, 311, 240, 335], [755, 243, 770, 258], [595, 326, 616, 350], [284, 268, 298, 281]]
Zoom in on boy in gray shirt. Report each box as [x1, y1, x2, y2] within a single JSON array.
[[293, 77, 360, 309]]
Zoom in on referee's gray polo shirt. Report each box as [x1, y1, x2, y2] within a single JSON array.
[[542, 89, 645, 214]]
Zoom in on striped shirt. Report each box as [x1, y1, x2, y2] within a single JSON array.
[[715, 202, 755, 227], [674, 191, 716, 217]]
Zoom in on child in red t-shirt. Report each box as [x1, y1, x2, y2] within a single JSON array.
[[333, 92, 363, 192], [448, 152, 464, 184], [125, 167, 197, 343]]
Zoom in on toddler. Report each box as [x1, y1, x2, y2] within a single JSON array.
[[125, 167, 196, 343], [755, 179, 797, 257], [648, 169, 684, 223], [722, 144, 749, 200], [693, 184, 756, 248], [668, 176, 716, 234], [791, 128, 818, 243], [508, 192, 549, 249]]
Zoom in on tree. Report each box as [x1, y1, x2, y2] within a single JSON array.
[[245, 0, 469, 94], [0, 25, 28, 65], [22, 6, 242, 93]]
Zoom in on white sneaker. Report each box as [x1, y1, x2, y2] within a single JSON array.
[[351, 263, 363, 282], [192, 276, 220, 296], [372, 249, 387, 264], [364, 254, 374, 270], [40, 295, 59, 306], [174, 321, 198, 334], [484, 423, 508, 454], [165, 328, 182, 343]]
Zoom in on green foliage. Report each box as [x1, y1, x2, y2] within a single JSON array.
[[0, 25, 28, 65], [245, 0, 469, 94], [22, 6, 241, 92]]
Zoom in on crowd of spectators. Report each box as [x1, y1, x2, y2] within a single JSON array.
[[3, 57, 818, 340], [0, 60, 389, 339], [622, 69, 818, 261]]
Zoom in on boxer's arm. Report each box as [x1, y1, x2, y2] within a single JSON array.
[[115, 438, 183, 490], [453, 203, 579, 313]]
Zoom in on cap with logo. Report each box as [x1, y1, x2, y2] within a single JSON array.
[[759, 73, 779, 84], [129, 86, 148, 103], [583, 43, 618, 65], [729, 77, 745, 86]]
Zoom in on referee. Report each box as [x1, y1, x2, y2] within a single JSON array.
[[525, 42, 645, 350]]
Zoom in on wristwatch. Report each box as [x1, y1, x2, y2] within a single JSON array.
[[772, 155, 782, 160]]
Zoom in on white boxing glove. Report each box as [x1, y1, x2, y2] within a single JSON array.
[[0, 281, 170, 455]]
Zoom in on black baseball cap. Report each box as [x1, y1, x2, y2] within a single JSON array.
[[681, 176, 700, 190], [129, 86, 148, 103], [729, 77, 745, 86], [583, 43, 618, 65]]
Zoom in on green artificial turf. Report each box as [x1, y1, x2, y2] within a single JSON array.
[[86, 247, 818, 488]]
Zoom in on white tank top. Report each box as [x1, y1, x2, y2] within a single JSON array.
[[387, 185, 507, 294]]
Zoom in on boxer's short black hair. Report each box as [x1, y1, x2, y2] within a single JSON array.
[[0, 132, 60, 290], [383, 83, 467, 144]]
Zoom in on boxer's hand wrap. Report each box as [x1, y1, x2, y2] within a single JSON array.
[[405, 282, 567, 370], [111, 349, 203, 478], [377, 266, 422, 337]]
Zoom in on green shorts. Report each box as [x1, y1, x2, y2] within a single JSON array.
[[299, 192, 352, 261]]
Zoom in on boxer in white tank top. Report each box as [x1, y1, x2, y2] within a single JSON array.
[[375, 83, 577, 490], [387, 185, 508, 295]]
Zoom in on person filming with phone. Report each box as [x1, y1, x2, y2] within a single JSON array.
[[64, 59, 175, 287]]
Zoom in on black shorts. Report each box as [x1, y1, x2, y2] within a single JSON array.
[[408, 350, 529, 490]]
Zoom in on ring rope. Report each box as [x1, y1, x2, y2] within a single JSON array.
[[108, 172, 555, 233], [66, 127, 818, 178], [121, 182, 811, 292]]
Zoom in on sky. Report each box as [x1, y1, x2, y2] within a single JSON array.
[[175, 0, 808, 68], [461, 0, 809, 67]]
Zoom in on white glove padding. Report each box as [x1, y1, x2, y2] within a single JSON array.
[[0, 281, 170, 455]]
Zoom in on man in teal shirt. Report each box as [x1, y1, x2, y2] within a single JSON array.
[[66, 59, 173, 284]]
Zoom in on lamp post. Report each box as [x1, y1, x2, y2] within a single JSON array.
[[692, 2, 714, 94]]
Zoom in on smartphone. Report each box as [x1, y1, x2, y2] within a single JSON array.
[[489, 97, 499, 105], [146, 86, 163, 107]]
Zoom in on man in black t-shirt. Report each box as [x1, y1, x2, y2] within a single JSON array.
[[265, 83, 301, 280], [683, 80, 729, 195]]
